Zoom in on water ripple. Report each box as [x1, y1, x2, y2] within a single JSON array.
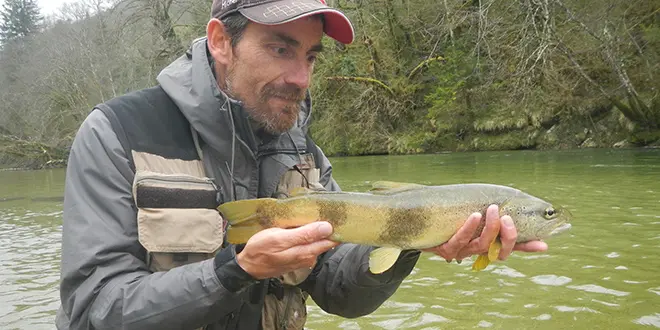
[[567, 284, 631, 297], [402, 312, 450, 328], [648, 287, 660, 296], [477, 320, 493, 327], [591, 299, 620, 307], [533, 314, 552, 320], [0, 210, 61, 328], [530, 275, 572, 286], [490, 266, 526, 278], [484, 312, 519, 319], [337, 320, 360, 330], [370, 318, 407, 330], [633, 313, 660, 328], [554, 306, 601, 313]]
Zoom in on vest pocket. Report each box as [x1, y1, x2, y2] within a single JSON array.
[[133, 171, 224, 272]]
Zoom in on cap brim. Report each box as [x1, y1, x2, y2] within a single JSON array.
[[239, 0, 354, 44]]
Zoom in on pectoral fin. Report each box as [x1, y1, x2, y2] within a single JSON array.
[[369, 247, 402, 274], [471, 236, 502, 271], [472, 254, 490, 271], [488, 237, 502, 262]]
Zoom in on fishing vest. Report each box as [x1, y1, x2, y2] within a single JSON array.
[[96, 85, 324, 330]]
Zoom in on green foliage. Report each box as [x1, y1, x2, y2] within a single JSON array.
[[309, 0, 660, 154], [1, 0, 660, 168]]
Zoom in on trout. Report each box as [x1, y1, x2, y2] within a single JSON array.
[[217, 181, 572, 274]]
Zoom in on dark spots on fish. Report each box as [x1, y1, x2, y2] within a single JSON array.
[[379, 207, 429, 247], [318, 200, 348, 227], [255, 204, 273, 227], [256, 200, 287, 228]]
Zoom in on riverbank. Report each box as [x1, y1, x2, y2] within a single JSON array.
[[0, 135, 68, 171], [2, 129, 658, 171]]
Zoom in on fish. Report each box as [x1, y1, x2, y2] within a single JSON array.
[[217, 181, 572, 274]]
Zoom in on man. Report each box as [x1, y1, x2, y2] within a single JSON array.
[[56, 0, 547, 329]]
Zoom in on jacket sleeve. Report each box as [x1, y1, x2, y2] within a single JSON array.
[[302, 144, 421, 318], [58, 110, 256, 330]]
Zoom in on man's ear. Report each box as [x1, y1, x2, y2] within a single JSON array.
[[207, 18, 233, 66]]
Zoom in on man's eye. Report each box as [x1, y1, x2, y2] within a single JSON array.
[[272, 47, 289, 56], [308, 55, 317, 63]]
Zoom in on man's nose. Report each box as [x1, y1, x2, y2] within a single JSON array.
[[283, 61, 312, 91]]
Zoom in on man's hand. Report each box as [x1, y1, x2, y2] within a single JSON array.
[[422, 204, 548, 262], [236, 221, 339, 280]]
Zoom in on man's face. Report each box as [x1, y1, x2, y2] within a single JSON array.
[[222, 17, 324, 134]]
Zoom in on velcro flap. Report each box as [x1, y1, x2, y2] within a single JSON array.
[[137, 208, 224, 253]]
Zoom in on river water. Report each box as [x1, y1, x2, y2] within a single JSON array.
[[1, 148, 659, 329]]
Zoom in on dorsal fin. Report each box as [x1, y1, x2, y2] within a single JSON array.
[[289, 187, 313, 197], [369, 181, 426, 195]]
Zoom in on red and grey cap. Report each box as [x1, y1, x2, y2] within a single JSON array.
[[211, 0, 355, 44]]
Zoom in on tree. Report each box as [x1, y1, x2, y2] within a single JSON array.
[[0, 0, 43, 44]]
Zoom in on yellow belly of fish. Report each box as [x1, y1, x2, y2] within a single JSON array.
[[330, 205, 466, 249]]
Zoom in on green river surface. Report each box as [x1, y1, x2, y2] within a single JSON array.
[[1, 148, 659, 329]]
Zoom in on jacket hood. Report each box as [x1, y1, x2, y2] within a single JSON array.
[[156, 37, 313, 157]]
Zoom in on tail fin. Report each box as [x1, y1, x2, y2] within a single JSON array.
[[218, 198, 277, 243]]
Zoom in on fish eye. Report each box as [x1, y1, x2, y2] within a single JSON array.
[[544, 208, 556, 218]]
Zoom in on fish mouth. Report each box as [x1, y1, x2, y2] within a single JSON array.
[[549, 223, 572, 236]]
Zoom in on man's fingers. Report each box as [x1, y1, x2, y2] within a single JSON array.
[[281, 221, 334, 247], [513, 240, 548, 253], [453, 205, 500, 260], [422, 204, 550, 264], [282, 239, 339, 265], [479, 204, 501, 251], [498, 215, 517, 260], [425, 212, 482, 261], [455, 205, 501, 260]]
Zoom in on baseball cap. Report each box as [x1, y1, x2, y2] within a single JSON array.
[[211, 0, 355, 44]]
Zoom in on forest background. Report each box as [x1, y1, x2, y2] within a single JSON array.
[[0, 0, 658, 168]]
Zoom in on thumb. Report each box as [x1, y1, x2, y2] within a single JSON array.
[[284, 221, 334, 246]]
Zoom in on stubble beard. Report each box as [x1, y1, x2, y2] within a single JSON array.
[[224, 64, 304, 135]]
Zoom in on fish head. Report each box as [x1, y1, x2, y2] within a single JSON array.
[[502, 196, 572, 243]]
